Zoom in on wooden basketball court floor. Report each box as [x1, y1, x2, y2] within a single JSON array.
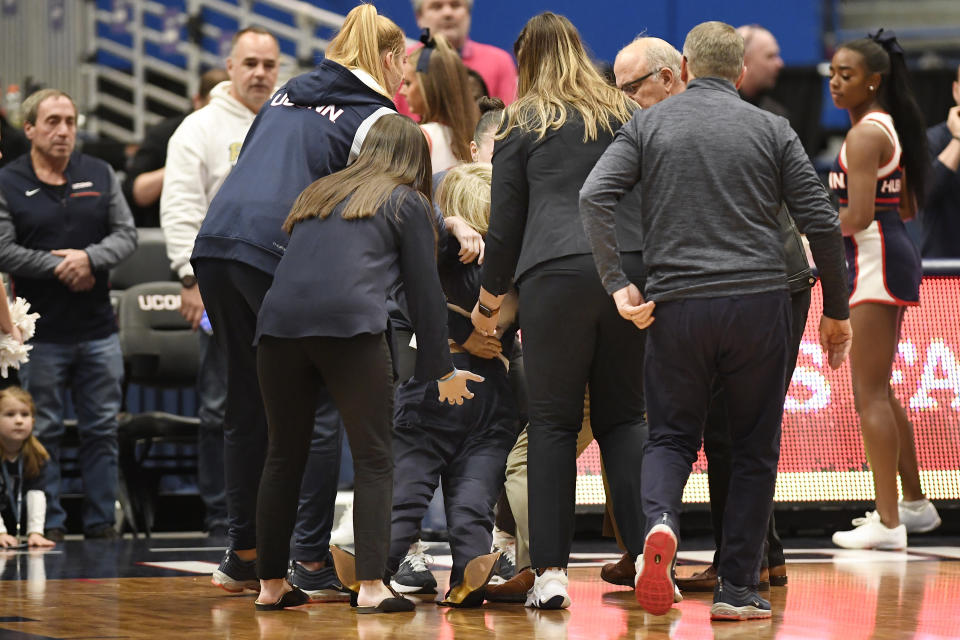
[[1, 537, 959, 640]]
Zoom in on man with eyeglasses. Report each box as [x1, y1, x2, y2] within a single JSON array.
[[612, 37, 685, 108]]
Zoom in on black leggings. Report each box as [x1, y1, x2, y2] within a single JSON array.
[[256, 333, 394, 580], [520, 253, 649, 569]]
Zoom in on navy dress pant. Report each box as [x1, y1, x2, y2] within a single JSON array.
[[642, 290, 790, 586], [703, 287, 811, 568], [388, 353, 519, 587]]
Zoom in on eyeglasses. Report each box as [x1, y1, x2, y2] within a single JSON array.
[[619, 70, 656, 95]]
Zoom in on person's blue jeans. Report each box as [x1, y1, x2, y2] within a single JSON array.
[[20, 334, 124, 533], [196, 330, 228, 531]]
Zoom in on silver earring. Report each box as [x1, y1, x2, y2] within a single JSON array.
[[869, 85, 875, 90]]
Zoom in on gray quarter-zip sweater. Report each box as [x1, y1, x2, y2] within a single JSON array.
[[579, 77, 848, 319]]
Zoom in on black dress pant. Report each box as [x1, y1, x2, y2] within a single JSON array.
[[520, 253, 648, 569], [388, 353, 519, 586], [704, 287, 811, 568], [642, 291, 790, 586], [194, 258, 342, 557], [256, 333, 395, 580]]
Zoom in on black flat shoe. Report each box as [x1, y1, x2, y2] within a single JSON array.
[[355, 589, 416, 614], [254, 587, 311, 611]]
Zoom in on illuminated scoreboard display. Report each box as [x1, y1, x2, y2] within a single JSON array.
[[575, 276, 960, 505]]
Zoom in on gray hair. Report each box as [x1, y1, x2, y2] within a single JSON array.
[[21, 88, 76, 126], [682, 21, 744, 83], [411, 0, 473, 16], [631, 36, 682, 77]]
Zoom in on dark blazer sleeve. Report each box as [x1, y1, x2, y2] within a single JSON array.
[[481, 127, 530, 295], [925, 124, 955, 207], [395, 195, 455, 381]]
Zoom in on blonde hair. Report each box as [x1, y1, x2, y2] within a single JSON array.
[[502, 12, 635, 142], [0, 387, 48, 480], [325, 4, 405, 99], [683, 21, 744, 83], [436, 162, 491, 235], [284, 115, 434, 232], [408, 34, 479, 163]]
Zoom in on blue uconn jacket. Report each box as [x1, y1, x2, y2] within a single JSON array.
[[192, 59, 396, 275]]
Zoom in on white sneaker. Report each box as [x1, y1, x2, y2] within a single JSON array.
[[525, 568, 571, 609], [633, 556, 683, 603], [899, 499, 942, 534], [832, 511, 907, 550], [329, 504, 354, 546], [489, 529, 517, 585]]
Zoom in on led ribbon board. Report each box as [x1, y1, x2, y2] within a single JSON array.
[[575, 277, 960, 505]]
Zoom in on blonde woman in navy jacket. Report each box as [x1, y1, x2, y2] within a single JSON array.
[[253, 114, 482, 612]]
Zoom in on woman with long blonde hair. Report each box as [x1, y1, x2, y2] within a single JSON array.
[[471, 12, 647, 609]]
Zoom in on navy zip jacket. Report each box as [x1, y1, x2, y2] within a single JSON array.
[[919, 122, 960, 258], [192, 59, 396, 276], [256, 186, 453, 383], [0, 153, 137, 342]]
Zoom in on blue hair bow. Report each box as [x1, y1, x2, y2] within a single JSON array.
[[868, 28, 905, 56], [416, 28, 436, 74]]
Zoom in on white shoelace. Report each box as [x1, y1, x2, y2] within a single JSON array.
[[406, 540, 433, 572], [850, 511, 881, 527]]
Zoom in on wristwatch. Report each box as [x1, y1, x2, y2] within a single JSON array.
[[477, 301, 500, 318], [180, 274, 198, 288]]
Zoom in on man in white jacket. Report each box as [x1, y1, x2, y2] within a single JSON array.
[[160, 28, 274, 543]]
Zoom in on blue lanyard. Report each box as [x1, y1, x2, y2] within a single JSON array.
[[1, 457, 24, 540]]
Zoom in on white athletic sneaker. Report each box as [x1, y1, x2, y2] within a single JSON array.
[[525, 568, 571, 609], [832, 511, 907, 550], [489, 528, 517, 585], [898, 499, 942, 534], [634, 555, 683, 603], [329, 504, 354, 546]]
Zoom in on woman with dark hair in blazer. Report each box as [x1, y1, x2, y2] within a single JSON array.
[[471, 12, 648, 610], [253, 113, 482, 613]]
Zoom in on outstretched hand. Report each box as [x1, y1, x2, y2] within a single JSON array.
[[819, 316, 853, 370], [612, 283, 655, 330], [438, 369, 485, 405], [447, 217, 485, 264]]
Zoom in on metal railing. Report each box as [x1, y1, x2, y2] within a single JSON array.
[[86, 0, 347, 143]]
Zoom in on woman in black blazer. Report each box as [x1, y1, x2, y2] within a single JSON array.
[[471, 12, 648, 609]]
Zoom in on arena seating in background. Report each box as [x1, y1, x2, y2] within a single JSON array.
[[117, 281, 201, 536]]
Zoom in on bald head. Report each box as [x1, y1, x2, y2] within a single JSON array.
[[613, 37, 685, 108], [737, 25, 783, 97]]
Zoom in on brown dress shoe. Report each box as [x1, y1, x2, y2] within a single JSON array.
[[600, 552, 635, 587], [676, 564, 772, 592], [675, 564, 718, 592], [758, 567, 770, 591], [768, 563, 787, 587], [485, 568, 534, 603]]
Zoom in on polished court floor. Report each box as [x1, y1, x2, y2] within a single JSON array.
[[1, 537, 959, 639]]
